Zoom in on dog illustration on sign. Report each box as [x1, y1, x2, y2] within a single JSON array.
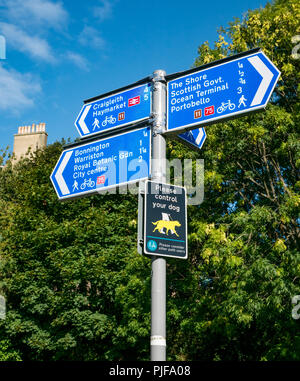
[[152, 213, 181, 237]]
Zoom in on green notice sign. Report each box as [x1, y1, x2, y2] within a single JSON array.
[[144, 180, 188, 259]]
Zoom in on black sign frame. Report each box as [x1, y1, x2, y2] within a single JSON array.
[[143, 180, 188, 259]]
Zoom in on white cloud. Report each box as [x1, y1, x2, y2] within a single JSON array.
[[0, 22, 56, 62], [93, 0, 113, 22], [65, 52, 89, 71], [0, 0, 68, 30], [0, 64, 41, 111], [78, 26, 106, 49]]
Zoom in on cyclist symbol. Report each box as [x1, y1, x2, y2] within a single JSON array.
[[80, 178, 95, 190], [102, 115, 116, 127], [217, 100, 236, 114]]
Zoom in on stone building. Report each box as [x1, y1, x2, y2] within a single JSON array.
[[13, 123, 48, 162]]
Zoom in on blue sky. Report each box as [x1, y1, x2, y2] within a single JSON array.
[[0, 0, 268, 152]]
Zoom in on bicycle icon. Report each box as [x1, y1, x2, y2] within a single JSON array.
[[217, 100, 236, 114], [80, 178, 95, 190], [102, 115, 116, 127]]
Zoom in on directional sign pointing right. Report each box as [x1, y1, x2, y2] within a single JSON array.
[[166, 50, 281, 134], [248, 55, 274, 106]]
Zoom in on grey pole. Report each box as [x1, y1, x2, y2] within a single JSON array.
[[150, 70, 167, 361]]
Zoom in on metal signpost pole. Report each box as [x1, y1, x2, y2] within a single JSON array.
[[150, 70, 167, 361]]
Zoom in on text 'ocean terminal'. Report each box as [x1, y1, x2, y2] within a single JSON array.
[[167, 51, 281, 133], [169, 74, 229, 113]]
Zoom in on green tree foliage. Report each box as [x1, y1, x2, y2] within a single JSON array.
[[0, 0, 299, 361], [0, 145, 151, 360], [166, 0, 299, 360]]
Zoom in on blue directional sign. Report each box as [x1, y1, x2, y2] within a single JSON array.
[[51, 127, 151, 200], [75, 83, 152, 138], [167, 50, 280, 133], [178, 127, 206, 151]]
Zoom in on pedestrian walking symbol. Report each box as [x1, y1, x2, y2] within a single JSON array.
[[238, 95, 247, 108], [92, 118, 100, 130], [72, 180, 79, 192]]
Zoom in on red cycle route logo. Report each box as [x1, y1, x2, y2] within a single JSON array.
[[97, 175, 106, 185], [204, 105, 215, 116]]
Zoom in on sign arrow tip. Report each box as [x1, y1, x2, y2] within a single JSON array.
[[248, 55, 274, 106]]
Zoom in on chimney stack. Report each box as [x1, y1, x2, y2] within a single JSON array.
[[13, 122, 48, 161], [16, 123, 48, 135]]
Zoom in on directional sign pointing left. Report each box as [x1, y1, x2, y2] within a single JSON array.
[[51, 127, 151, 200], [54, 151, 72, 195], [75, 83, 151, 138]]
